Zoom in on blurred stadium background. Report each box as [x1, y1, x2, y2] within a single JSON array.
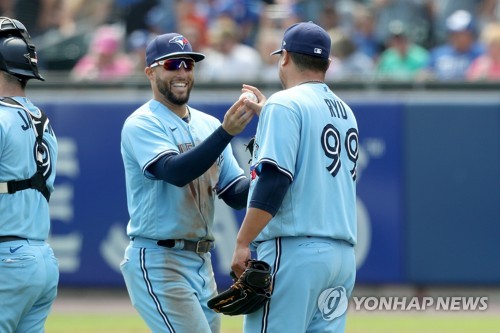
[[4, 0, 499, 331]]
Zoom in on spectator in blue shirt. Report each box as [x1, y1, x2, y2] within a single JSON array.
[[421, 10, 485, 80]]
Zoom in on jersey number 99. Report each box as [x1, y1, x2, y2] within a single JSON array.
[[321, 124, 359, 181]]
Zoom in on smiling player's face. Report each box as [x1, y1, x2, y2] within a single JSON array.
[[153, 59, 195, 106]]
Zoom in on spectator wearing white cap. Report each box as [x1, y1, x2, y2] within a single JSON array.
[[421, 10, 485, 80], [428, 0, 492, 45]]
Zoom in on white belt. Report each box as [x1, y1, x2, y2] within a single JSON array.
[[0, 182, 9, 194]]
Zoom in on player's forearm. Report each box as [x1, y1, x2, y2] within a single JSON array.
[[148, 126, 232, 186], [236, 207, 273, 246]]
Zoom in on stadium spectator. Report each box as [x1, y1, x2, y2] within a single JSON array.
[[0, 0, 113, 37], [57, 0, 114, 36], [467, 23, 500, 81], [175, 1, 208, 50], [196, 15, 262, 82], [351, 4, 384, 60], [428, 0, 493, 45], [203, 0, 263, 46], [326, 28, 375, 81], [255, 28, 281, 83], [371, 0, 433, 49], [317, 3, 341, 32], [376, 20, 429, 80], [126, 29, 156, 73], [421, 10, 485, 81], [70, 25, 135, 81], [114, 0, 160, 38]]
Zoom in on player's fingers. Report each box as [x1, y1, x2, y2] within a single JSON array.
[[236, 105, 255, 123], [231, 262, 246, 279], [242, 85, 265, 116], [240, 110, 255, 125], [242, 84, 266, 104], [231, 246, 251, 278], [227, 98, 245, 116]]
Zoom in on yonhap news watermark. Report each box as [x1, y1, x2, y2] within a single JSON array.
[[316, 288, 490, 321], [351, 296, 489, 311]]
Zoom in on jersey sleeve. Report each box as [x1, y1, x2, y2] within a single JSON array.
[[215, 142, 245, 195], [121, 114, 178, 178], [254, 103, 300, 181]]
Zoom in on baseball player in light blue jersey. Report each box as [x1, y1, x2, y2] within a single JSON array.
[[120, 32, 255, 332], [232, 22, 359, 332], [0, 17, 59, 333]]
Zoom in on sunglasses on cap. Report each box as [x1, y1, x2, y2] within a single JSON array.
[[150, 58, 195, 71]]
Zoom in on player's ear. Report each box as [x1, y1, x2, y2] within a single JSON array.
[[280, 50, 289, 66], [144, 66, 154, 79]]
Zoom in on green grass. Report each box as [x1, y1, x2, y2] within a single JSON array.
[[45, 313, 243, 333], [45, 312, 500, 333], [45, 314, 149, 333]]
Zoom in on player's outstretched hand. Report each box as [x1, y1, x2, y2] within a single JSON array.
[[241, 84, 266, 116], [222, 95, 256, 136]]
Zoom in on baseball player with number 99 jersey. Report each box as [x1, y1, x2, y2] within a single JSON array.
[[231, 22, 358, 333]]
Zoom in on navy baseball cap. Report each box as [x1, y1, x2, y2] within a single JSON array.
[[145, 33, 205, 66], [271, 21, 331, 59]]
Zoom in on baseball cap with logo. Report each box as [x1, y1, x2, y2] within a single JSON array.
[[271, 21, 331, 59], [145, 33, 205, 66]]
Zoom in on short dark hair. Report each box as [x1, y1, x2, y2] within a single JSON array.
[[289, 52, 330, 72]]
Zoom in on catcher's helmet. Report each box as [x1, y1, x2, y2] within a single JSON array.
[[0, 17, 44, 81]]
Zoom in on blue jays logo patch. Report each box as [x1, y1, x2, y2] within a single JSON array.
[[169, 35, 189, 50]]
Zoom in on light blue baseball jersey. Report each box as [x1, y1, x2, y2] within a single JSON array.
[[250, 82, 358, 245], [121, 99, 245, 241], [0, 97, 57, 240]]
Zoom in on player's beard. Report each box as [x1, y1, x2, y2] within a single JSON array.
[[157, 78, 193, 105]]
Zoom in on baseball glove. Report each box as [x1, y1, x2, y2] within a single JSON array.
[[207, 260, 272, 316]]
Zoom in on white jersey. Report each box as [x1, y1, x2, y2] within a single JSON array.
[[250, 82, 358, 245], [121, 99, 244, 241]]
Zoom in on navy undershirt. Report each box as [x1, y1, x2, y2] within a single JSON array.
[[148, 126, 232, 187], [147, 125, 250, 209], [249, 163, 291, 216]]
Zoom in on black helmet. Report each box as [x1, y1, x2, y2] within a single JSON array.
[[0, 17, 44, 81]]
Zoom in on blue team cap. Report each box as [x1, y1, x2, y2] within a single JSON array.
[[271, 21, 331, 59], [145, 33, 205, 66]]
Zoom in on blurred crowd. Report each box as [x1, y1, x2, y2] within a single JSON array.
[[2, 0, 500, 82]]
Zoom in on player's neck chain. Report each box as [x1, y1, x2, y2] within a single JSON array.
[[182, 109, 191, 123], [297, 80, 324, 86]]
